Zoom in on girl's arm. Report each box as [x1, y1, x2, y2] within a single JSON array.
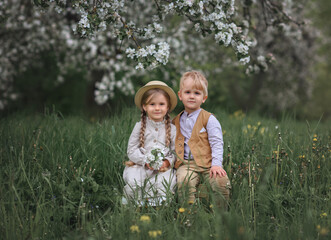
[[127, 122, 146, 165]]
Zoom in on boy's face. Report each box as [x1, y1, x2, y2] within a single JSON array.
[[178, 77, 207, 114]]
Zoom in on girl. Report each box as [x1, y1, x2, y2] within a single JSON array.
[[122, 81, 177, 206]]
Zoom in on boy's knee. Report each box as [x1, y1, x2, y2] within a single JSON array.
[[215, 175, 230, 187], [210, 176, 231, 197], [176, 173, 187, 185], [176, 173, 199, 188], [176, 167, 188, 184]]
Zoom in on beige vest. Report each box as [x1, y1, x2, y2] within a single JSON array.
[[172, 109, 212, 169]]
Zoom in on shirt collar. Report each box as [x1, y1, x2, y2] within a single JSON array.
[[183, 108, 201, 118], [146, 117, 165, 127]]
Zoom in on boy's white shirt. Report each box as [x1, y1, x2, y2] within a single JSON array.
[[199, 127, 207, 133], [180, 108, 224, 166]]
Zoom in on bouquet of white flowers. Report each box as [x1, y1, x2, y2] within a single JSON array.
[[145, 147, 169, 170]]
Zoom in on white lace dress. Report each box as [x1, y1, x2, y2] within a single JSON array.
[[122, 117, 176, 205]]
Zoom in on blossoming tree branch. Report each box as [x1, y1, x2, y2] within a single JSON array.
[[39, 0, 252, 67], [0, 0, 314, 110]]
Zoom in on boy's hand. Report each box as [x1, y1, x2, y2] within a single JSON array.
[[210, 166, 227, 178]]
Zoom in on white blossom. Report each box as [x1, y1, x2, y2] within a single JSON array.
[[0, 0, 314, 112], [239, 56, 250, 65], [137, 48, 148, 58], [153, 23, 163, 33], [126, 48, 136, 59], [136, 63, 144, 70], [236, 43, 249, 55], [144, 147, 169, 170]]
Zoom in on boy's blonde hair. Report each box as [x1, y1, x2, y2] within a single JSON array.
[[180, 70, 208, 96]]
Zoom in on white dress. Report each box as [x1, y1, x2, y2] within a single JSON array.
[[123, 117, 176, 205]]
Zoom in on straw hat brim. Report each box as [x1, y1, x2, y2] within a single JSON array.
[[134, 81, 177, 112]]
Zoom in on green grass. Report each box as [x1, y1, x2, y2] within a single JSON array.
[[1, 108, 330, 239]]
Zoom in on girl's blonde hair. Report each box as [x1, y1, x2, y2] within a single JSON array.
[[180, 70, 208, 96], [139, 88, 172, 148]]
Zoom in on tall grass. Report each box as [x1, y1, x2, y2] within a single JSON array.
[[1, 109, 330, 239]]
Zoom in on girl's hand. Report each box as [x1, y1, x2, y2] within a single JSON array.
[[159, 159, 170, 172], [145, 163, 154, 170]]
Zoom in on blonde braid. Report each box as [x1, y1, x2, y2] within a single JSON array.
[[124, 111, 147, 167], [165, 112, 171, 147], [139, 110, 147, 148]]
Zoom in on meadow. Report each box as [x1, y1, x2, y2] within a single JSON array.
[[1, 108, 330, 239]]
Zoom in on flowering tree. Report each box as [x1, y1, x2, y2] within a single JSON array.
[[227, 0, 317, 113], [0, 0, 317, 113]]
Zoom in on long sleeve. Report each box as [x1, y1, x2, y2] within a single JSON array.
[[127, 122, 146, 165], [206, 115, 224, 167]]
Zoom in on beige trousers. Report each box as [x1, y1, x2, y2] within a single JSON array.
[[176, 160, 231, 209]]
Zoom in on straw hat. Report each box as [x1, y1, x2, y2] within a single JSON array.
[[134, 81, 177, 112]]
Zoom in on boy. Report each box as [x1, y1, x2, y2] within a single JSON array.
[[172, 70, 231, 209]]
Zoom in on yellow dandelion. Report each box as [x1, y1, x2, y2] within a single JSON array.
[[314, 134, 317, 138], [140, 215, 151, 222], [247, 124, 251, 129], [257, 121, 261, 126], [209, 204, 214, 209], [320, 212, 327, 218], [273, 151, 278, 154], [188, 200, 194, 205], [222, 130, 226, 135], [317, 225, 321, 230], [178, 208, 185, 213], [260, 127, 265, 135], [148, 230, 162, 238], [149, 231, 158, 238], [320, 227, 329, 236], [233, 110, 245, 119], [130, 225, 140, 233], [313, 138, 317, 142]]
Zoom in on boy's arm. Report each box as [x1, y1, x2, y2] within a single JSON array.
[[206, 115, 227, 177], [127, 122, 147, 165]]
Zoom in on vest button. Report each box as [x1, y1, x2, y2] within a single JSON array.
[[153, 139, 156, 143], [155, 128, 158, 131], [178, 150, 182, 154], [178, 143, 182, 147]]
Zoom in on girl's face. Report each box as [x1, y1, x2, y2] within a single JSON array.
[[143, 93, 169, 122]]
